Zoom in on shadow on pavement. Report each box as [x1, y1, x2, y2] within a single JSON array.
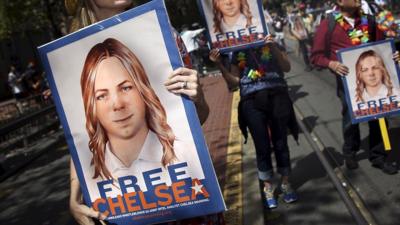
[[261, 147, 354, 225], [288, 85, 309, 103], [301, 115, 319, 133], [0, 144, 77, 225]]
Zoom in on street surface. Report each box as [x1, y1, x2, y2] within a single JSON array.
[[0, 39, 399, 225]]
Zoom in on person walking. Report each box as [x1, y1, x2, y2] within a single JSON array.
[[209, 34, 298, 209], [180, 25, 206, 75], [291, 14, 313, 71], [7, 65, 25, 100], [62, 1, 225, 225], [310, 0, 398, 174], [271, 12, 288, 48]]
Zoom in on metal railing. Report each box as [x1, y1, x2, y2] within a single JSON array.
[[0, 95, 64, 181]]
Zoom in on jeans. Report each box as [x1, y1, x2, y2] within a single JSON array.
[[298, 39, 310, 66], [240, 88, 292, 181]]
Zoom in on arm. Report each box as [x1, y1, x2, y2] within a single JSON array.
[[309, 14, 314, 25], [190, 28, 206, 37], [310, 19, 331, 68], [265, 35, 291, 72], [290, 26, 302, 40], [70, 160, 106, 225], [310, 19, 349, 76], [209, 49, 240, 90], [194, 87, 209, 125]]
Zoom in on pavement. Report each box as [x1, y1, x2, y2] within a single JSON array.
[[1, 39, 400, 225], [284, 37, 400, 225], [0, 74, 240, 225]]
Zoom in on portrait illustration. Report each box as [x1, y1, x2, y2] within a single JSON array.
[[38, 1, 225, 224], [338, 40, 400, 123], [197, 0, 268, 52]]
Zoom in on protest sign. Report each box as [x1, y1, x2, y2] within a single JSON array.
[[197, 0, 268, 52], [337, 39, 400, 123], [38, 0, 225, 224]]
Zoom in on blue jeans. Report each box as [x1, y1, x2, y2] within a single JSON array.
[[240, 88, 292, 181]]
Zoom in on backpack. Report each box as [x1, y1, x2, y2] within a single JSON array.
[[324, 13, 377, 57]]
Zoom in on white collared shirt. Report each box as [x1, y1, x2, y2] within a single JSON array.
[[362, 85, 390, 102], [180, 28, 205, 53], [363, 86, 400, 101], [101, 131, 194, 198], [353, 85, 400, 109], [105, 131, 164, 178], [220, 14, 248, 33]]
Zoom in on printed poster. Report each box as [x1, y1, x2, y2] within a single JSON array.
[[37, 0, 226, 224], [197, 0, 268, 52], [337, 39, 400, 124]]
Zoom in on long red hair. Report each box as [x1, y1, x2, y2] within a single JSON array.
[[355, 50, 393, 102], [80, 38, 176, 180], [212, 0, 253, 33]]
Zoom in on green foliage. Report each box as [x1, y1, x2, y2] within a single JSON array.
[[0, 0, 65, 38]]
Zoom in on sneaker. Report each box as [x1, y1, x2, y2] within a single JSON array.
[[280, 183, 298, 203], [345, 157, 359, 170], [304, 65, 313, 72], [263, 187, 277, 209], [371, 159, 385, 169], [382, 162, 398, 175], [372, 160, 397, 175]]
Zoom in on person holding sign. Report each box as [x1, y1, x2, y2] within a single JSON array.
[[354, 50, 400, 103], [205, 0, 265, 50], [310, 0, 399, 174], [64, 1, 226, 225], [209, 35, 298, 209]]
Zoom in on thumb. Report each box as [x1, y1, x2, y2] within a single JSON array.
[[80, 205, 107, 220]]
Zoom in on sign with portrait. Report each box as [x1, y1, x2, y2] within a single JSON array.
[[337, 39, 400, 124], [38, 0, 225, 224], [197, 0, 269, 52]]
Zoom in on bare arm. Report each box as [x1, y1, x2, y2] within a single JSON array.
[[70, 160, 106, 225], [266, 35, 291, 72], [209, 49, 240, 90]]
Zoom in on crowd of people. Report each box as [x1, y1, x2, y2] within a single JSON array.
[[6, 0, 400, 224], [7, 61, 48, 100]]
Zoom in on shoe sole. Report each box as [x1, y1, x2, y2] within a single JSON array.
[[266, 204, 278, 209], [283, 198, 297, 204]]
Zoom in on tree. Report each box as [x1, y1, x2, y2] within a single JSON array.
[[0, 0, 67, 39]]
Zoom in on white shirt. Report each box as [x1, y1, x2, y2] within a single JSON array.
[[375, 0, 386, 6], [361, 85, 400, 102], [98, 131, 198, 198], [220, 13, 248, 33], [343, 16, 355, 28], [264, 9, 273, 24], [8, 71, 23, 94], [353, 85, 400, 110], [361, 0, 374, 15], [180, 28, 205, 53]]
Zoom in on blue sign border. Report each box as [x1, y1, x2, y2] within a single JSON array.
[[337, 39, 400, 124], [38, 0, 225, 224], [196, 0, 269, 53]]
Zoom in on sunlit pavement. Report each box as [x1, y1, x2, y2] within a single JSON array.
[[1, 44, 399, 224]]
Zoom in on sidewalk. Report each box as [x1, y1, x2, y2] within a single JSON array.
[[0, 74, 241, 225], [201, 72, 355, 225], [200, 74, 243, 225], [285, 37, 400, 225]]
